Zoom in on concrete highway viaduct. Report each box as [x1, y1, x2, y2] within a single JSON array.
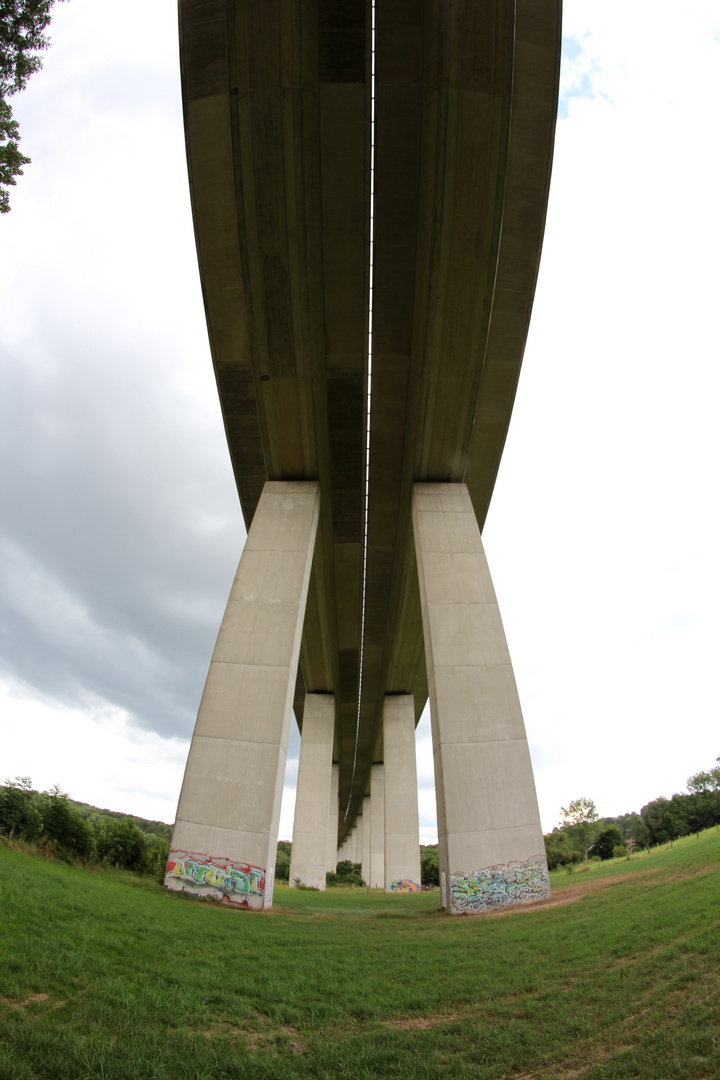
[[165, 0, 562, 913]]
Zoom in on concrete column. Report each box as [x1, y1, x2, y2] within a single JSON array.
[[349, 828, 357, 863], [369, 763, 385, 888], [326, 763, 339, 874], [289, 694, 334, 890], [361, 794, 371, 885], [165, 481, 320, 910], [412, 482, 550, 914], [355, 815, 364, 875], [383, 695, 421, 893]]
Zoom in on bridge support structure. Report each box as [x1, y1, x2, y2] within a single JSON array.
[[164, 481, 320, 910], [166, 480, 548, 913], [383, 696, 422, 893], [361, 794, 371, 887], [289, 693, 335, 890], [369, 764, 386, 889], [412, 483, 550, 913], [326, 764, 339, 876]]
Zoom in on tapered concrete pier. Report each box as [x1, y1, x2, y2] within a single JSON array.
[[361, 795, 371, 885], [383, 696, 421, 893], [289, 693, 335, 890], [165, 481, 320, 909], [413, 484, 549, 912], [326, 764, 339, 875], [369, 764, 385, 889]]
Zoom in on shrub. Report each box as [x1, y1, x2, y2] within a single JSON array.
[[42, 788, 93, 860], [327, 860, 365, 887]]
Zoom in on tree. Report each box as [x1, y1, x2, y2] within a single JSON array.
[[559, 797, 598, 860], [420, 845, 439, 887], [144, 834, 170, 883], [275, 840, 291, 882], [687, 770, 715, 795], [0, 0, 64, 211], [640, 796, 671, 846], [41, 786, 93, 859], [592, 824, 626, 861], [95, 818, 146, 871], [544, 829, 581, 870], [0, 776, 42, 840], [625, 813, 651, 850], [326, 860, 364, 887]]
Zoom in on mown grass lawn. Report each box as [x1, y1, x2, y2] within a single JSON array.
[[1, 831, 719, 1079]]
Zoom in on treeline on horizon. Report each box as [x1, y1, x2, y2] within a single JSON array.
[[544, 757, 720, 870], [3, 755, 718, 885], [0, 777, 170, 878]]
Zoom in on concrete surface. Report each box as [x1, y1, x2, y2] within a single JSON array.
[[413, 482, 550, 913], [166, 481, 319, 909], [289, 693, 335, 890], [383, 695, 421, 892]]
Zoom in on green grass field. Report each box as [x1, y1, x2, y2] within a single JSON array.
[[1, 832, 718, 1079]]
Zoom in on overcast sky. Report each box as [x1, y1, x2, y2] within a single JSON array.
[[1, 0, 718, 843]]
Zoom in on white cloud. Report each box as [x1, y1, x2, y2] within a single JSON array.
[[0, 680, 187, 822], [484, 1, 720, 831]]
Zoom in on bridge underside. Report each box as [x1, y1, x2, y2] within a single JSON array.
[[166, 0, 561, 911]]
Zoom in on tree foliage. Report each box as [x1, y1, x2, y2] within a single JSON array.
[[0, 0, 64, 211], [544, 829, 581, 870], [41, 786, 93, 859], [275, 839, 291, 882], [326, 860, 364, 887], [0, 776, 41, 840], [0, 778, 172, 874], [420, 844, 439, 887], [96, 818, 147, 871], [625, 813, 651, 850], [592, 824, 626, 861], [545, 757, 720, 869], [559, 797, 598, 860], [687, 764, 720, 795]]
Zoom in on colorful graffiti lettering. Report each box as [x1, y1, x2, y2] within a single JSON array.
[[389, 878, 421, 893], [449, 855, 550, 914], [165, 850, 265, 908]]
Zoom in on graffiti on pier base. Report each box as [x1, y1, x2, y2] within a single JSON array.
[[449, 854, 550, 914], [389, 878, 421, 893], [165, 850, 265, 908]]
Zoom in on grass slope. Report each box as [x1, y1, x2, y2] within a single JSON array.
[[1, 832, 718, 1079]]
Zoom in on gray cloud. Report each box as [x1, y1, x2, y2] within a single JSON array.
[[0, 289, 244, 741]]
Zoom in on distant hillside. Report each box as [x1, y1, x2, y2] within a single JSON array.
[[68, 799, 172, 842]]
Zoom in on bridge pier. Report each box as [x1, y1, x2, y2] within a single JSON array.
[[289, 693, 335, 890], [326, 763, 339, 876], [165, 481, 320, 910], [361, 794, 371, 886], [354, 816, 364, 876], [166, 476, 549, 913], [383, 695, 422, 893], [412, 483, 550, 913], [369, 763, 385, 888]]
